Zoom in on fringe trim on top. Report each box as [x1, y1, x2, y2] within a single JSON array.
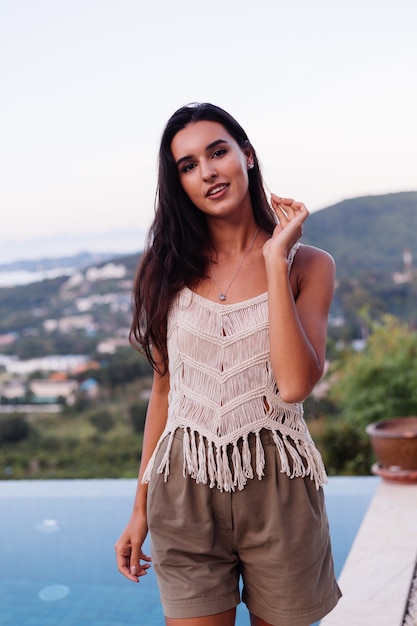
[[142, 426, 327, 492]]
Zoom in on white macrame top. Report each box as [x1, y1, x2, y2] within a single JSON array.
[[142, 244, 327, 491]]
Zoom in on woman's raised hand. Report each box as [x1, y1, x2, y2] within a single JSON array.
[[115, 513, 152, 583], [263, 194, 309, 261]]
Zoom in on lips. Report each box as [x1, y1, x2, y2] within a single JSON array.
[[206, 183, 229, 197]]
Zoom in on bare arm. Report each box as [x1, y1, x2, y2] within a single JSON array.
[[264, 196, 335, 403], [115, 358, 169, 582]]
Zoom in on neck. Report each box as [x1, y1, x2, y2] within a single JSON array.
[[208, 221, 261, 259], [210, 226, 261, 302]]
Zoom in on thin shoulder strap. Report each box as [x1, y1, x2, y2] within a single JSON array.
[[287, 242, 301, 273]]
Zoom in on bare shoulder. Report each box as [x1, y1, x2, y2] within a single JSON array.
[[295, 244, 335, 275], [292, 244, 335, 294], [297, 243, 335, 267]]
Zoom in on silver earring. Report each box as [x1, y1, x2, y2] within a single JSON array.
[[247, 162, 254, 170]]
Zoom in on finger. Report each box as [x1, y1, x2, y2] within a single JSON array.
[[134, 551, 152, 574], [115, 544, 140, 583], [271, 195, 289, 222], [130, 548, 152, 579], [129, 565, 150, 581], [273, 196, 300, 220], [271, 193, 285, 208], [278, 197, 309, 215], [129, 544, 140, 579], [121, 563, 140, 582], [140, 551, 152, 563]]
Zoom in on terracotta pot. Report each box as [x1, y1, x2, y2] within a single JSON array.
[[366, 416, 417, 471]]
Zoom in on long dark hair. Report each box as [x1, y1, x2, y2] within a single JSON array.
[[131, 103, 277, 372]]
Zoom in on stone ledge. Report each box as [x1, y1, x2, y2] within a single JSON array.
[[321, 480, 417, 626]]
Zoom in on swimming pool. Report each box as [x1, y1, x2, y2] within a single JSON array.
[[0, 477, 379, 625]]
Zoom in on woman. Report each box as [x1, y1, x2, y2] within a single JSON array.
[[115, 103, 341, 626]]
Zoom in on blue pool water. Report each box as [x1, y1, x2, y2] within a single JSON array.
[[0, 477, 379, 625]]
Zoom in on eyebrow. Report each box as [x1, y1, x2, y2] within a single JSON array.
[[175, 139, 230, 167]]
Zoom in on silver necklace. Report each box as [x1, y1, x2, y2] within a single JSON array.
[[211, 227, 260, 301]]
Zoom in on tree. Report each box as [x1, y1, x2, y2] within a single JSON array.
[[330, 315, 417, 429], [322, 315, 417, 475]]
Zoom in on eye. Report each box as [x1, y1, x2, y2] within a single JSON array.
[[180, 162, 196, 173], [212, 148, 227, 159]]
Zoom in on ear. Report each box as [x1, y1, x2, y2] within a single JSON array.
[[242, 142, 254, 168]]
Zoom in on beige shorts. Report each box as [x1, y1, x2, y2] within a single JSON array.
[[147, 429, 341, 626]]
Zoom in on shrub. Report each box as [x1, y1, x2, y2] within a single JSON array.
[[330, 315, 417, 429], [129, 401, 148, 434], [0, 415, 31, 443], [321, 418, 373, 475], [88, 410, 115, 433]]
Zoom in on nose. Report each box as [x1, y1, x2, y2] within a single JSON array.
[[200, 159, 217, 181]]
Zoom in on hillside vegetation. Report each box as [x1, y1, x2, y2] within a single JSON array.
[[302, 191, 417, 278]]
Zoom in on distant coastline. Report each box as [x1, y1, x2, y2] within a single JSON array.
[[0, 267, 75, 288], [0, 229, 147, 267], [0, 251, 127, 288]]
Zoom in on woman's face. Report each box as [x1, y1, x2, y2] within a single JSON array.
[[170, 121, 253, 220]]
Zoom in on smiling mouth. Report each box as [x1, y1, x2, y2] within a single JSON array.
[[206, 184, 229, 197]]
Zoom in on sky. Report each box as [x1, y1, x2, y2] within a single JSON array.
[[1, 0, 416, 264]]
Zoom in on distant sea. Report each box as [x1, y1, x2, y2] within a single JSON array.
[[0, 267, 75, 288], [0, 228, 148, 288], [0, 229, 146, 272]]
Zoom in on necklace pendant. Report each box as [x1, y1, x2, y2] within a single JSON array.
[[211, 227, 260, 304]]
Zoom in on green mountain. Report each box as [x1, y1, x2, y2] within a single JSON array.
[[301, 191, 417, 278]]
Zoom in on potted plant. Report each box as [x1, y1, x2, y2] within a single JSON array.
[[366, 416, 417, 482]]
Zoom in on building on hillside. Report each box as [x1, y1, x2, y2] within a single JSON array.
[[61, 271, 84, 290], [43, 315, 96, 334], [393, 248, 414, 284], [86, 263, 126, 282], [0, 380, 26, 404], [0, 355, 18, 371], [5, 355, 89, 375], [28, 379, 79, 405], [79, 378, 100, 401], [71, 360, 101, 375], [74, 293, 131, 314], [97, 337, 130, 354], [0, 333, 17, 347]]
